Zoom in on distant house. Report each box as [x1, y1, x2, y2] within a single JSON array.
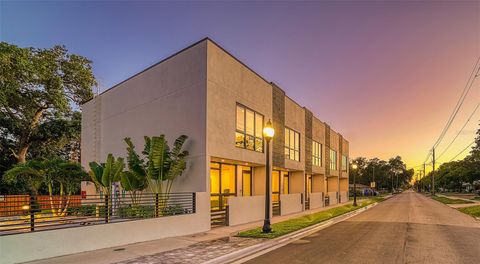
[[349, 183, 374, 195]]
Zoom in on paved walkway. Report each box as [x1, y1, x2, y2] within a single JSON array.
[[26, 199, 362, 264], [436, 193, 480, 208], [246, 190, 480, 264]]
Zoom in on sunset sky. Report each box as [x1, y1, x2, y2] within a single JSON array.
[[1, 1, 479, 172]]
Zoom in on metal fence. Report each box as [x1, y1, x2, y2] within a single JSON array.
[[0, 192, 196, 236]]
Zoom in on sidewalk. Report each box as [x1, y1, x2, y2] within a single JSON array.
[[25, 198, 374, 264], [436, 193, 480, 208]]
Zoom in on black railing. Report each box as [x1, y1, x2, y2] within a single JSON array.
[[0, 192, 196, 236]]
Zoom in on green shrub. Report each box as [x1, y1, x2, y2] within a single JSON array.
[[67, 204, 105, 217], [118, 205, 155, 218], [162, 204, 186, 216]]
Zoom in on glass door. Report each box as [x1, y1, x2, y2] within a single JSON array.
[[242, 169, 252, 196], [210, 162, 237, 211]]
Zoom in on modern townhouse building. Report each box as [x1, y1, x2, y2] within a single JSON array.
[[81, 37, 350, 231]]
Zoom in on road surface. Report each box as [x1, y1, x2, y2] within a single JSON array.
[[245, 190, 480, 264]]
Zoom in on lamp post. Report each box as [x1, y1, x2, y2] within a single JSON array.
[[262, 119, 275, 233], [352, 164, 358, 206]]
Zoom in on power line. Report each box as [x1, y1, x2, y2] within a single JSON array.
[[432, 56, 480, 149], [436, 103, 480, 160], [447, 140, 475, 162], [416, 56, 480, 168]]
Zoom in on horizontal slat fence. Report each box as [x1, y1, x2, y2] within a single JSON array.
[[0, 193, 195, 236]]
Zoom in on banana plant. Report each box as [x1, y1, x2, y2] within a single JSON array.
[[122, 138, 149, 204], [123, 135, 189, 214], [88, 154, 125, 197]]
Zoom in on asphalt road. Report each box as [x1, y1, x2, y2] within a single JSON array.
[[245, 190, 480, 264]]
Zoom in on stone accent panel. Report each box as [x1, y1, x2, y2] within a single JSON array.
[[325, 124, 331, 177], [271, 83, 285, 168], [304, 108, 313, 174], [339, 134, 343, 178]]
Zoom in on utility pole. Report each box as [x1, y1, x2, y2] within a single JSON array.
[[372, 166, 375, 196], [423, 163, 426, 193], [432, 148, 436, 196]]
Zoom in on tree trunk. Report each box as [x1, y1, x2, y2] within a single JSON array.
[[14, 108, 44, 164], [16, 146, 28, 164]]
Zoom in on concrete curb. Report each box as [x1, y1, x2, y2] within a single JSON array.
[[203, 201, 381, 264]]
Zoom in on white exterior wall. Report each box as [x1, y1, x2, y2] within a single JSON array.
[[227, 195, 265, 226], [328, 191, 338, 205], [81, 41, 208, 193], [280, 193, 303, 215], [206, 41, 272, 165], [340, 191, 348, 204], [0, 193, 210, 264], [310, 192, 324, 209]]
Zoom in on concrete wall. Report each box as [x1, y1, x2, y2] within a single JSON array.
[[312, 174, 325, 193], [328, 191, 338, 205], [340, 178, 349, 192], [280, 193, 303, 215], [340, 191, 348, 204], [327, 177, 339, 192], [81, 40, 208, 193], [206, 40, 272, 165], [253, 166, 266, 195], [310, 192, 324, 209], [0, 193, 210, 264], [289, 171, 305, 194], [227, 195, 265, 226]]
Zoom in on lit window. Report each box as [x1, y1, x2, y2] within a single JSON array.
[[285, 127, 300, 161], [236, 104, 264, 152], [329, 149, 337, 170], [312, 141, 322, 167], [342, 155, 348, 172]]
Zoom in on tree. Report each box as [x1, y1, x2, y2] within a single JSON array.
[[0, 42, 96, 163], [3, 158, 87, 215], [3, 160, 45, 195]]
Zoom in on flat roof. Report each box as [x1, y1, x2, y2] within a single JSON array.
[[85, 37, 347, 140]]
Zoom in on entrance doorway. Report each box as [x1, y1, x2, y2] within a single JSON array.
[[210, 162, 236, 227], [305, 174, 312, 210]]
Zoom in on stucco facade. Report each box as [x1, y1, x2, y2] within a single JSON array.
[[81, 37, 350, 230]]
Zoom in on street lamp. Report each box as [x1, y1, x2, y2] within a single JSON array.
[[351, 164, 358, 206], [262, 119, 274, 233]]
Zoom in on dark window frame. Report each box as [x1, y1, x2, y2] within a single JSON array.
[[284, 127, 300, 161], [312, 140, 322, 167], [235, 103, 264, 153]]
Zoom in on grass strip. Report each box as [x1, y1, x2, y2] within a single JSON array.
[[236, 197, 384, 239], [431, 195, 474, 204], [458, 205, 480, 217]]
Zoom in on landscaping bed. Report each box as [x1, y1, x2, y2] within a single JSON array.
[[458, 205, 480, 218], [431, 195, 474, 204], [236, 197, 384, 239]]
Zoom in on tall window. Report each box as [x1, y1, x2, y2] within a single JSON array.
[[284, 127, 300, 161], [236, 104, 264, 152], [312, 141, 322, 167], [341, 155, 348, 172], [329, 149, 337, 170]]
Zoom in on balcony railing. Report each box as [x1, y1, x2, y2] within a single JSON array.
[[0, 192, 196, 236]]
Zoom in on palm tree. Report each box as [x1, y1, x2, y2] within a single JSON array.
[[3, 159, 87, 216]]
